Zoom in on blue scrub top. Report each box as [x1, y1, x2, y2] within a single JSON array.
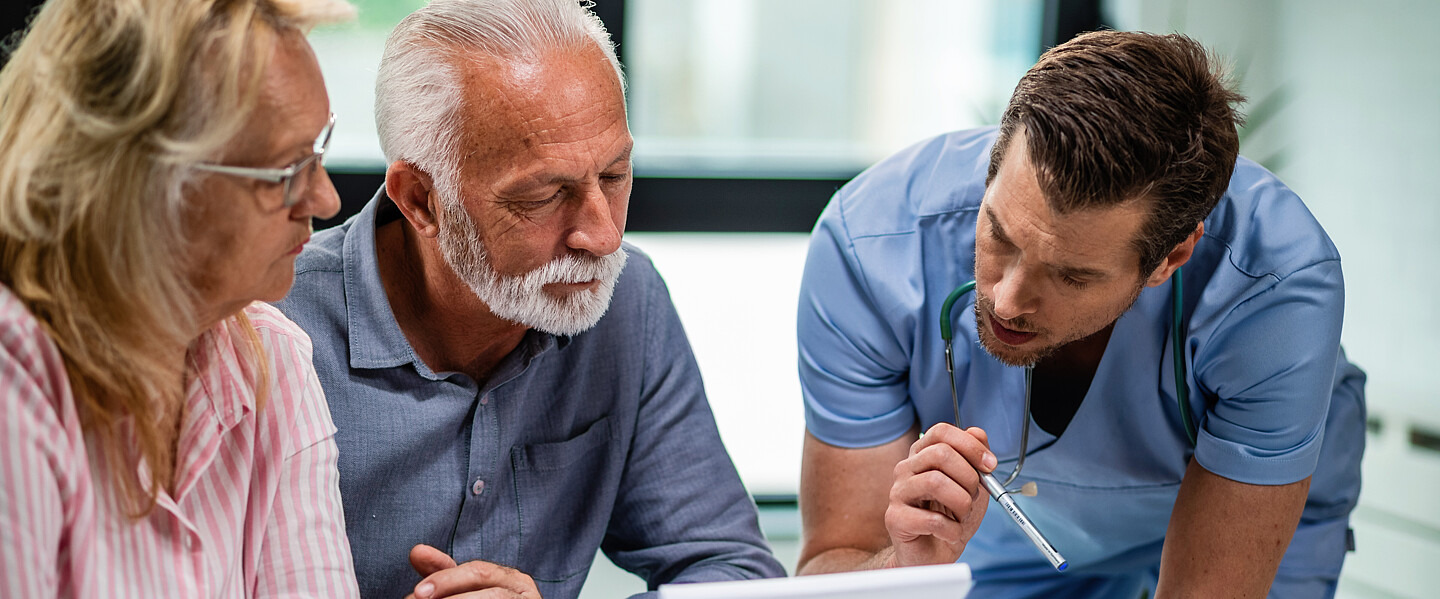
[[798, 128, 1366, 597]]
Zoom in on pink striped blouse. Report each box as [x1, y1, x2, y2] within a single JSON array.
[[0, 286, 360, 598]]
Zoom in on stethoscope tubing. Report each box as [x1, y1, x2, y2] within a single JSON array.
[[936, 271, 1195, 571], [940, 280, 1063, 570]]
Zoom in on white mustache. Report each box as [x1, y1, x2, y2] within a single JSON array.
[[512, 250, 626, 289]]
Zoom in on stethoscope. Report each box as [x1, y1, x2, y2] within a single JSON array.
[[939, 269, 1197, 497]]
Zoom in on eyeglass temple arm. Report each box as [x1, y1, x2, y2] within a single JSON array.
[[192, 162, 291, 183]]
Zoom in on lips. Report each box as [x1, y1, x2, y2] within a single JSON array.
[[988, 313, 1038, 346], [544, 279, 600, 293], [288, 235, 310, 256]]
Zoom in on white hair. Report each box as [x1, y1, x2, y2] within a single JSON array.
[[435, 188, 628, 335], [374, 0, 624, 191]]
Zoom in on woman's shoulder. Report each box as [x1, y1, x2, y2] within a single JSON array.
[[0, 285, 83, 461], [237, 301, 334, 450], [244, 301, 312, 347], [0, 285, 72, 408], [239, 301, 318, 370], [1, 284, 48, 346]]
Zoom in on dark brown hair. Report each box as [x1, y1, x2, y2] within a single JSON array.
[[987, 30, 1246, 275]]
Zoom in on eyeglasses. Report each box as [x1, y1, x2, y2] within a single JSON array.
[[192, 113, 335, 209]]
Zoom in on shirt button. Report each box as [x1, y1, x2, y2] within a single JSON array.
[[480, 393, 490, 405], [471, 478, 485, 496]]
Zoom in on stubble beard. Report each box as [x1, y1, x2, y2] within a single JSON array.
[[973, 282, 1143, 368]]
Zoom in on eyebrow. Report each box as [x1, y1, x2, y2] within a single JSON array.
[[984, 205, 1014, 246], [983, 205, 1108, 280], [497, 142, 635, 195], [606, 143, 633, 171], [1056, 264, 1106, 280]]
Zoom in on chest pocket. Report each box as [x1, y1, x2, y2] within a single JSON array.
[[510, 415, 617, 584]]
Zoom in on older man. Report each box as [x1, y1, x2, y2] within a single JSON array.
[[275, 1, 783, 598]]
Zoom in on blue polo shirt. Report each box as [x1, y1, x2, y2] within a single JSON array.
[[798, 127, 1366, 597], [276, 190, 784, 599]]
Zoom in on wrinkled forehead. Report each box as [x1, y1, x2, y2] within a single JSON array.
[[452, 45, 629, 163]]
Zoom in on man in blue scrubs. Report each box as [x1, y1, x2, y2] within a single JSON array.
[[796, 31, 1365, 597], [276, 1, 783, 598]]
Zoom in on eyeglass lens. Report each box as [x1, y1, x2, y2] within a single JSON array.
[[281, 122, 333, 208]]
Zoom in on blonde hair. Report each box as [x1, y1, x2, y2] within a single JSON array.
[[0, 0, 352, 516]]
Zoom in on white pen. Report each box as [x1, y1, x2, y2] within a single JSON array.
[[978, 471, 1067, 571]]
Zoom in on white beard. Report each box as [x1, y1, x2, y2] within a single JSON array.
[[435, 190, 627, 337]]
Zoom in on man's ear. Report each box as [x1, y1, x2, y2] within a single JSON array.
[[386, 161, 441, 239], [1144, 222, 1204, 288]]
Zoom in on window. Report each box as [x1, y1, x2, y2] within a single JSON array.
[[309, 0, 1043, 178]]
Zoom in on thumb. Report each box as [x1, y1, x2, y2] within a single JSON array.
[[409, 544, 458, 577]]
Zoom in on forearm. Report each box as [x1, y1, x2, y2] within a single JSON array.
[[606, 486, 784, 584], [1156, 460, 1309, 598], [797, 545, 896, 575], [610, 299, 786, 583]]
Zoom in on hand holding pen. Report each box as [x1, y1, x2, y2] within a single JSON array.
[[883, 423, 997, 568], [885, 423, 1067, 571]]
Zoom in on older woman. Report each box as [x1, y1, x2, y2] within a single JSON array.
[[0, 0, 360, 596]]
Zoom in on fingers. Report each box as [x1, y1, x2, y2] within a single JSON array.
[[965, 426, 990, 448], [410, 544, 459, 578], [411, 559, 541, 599], [885, 498, 968, 544], [884, 423, 996, 564], [889, 449, 985, 540], [893, 450, 982, 507], [407, 589, 528, 599], [909, 423, 995, 473]]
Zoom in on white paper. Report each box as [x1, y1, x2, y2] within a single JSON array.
[[657, 563, 973, 599]]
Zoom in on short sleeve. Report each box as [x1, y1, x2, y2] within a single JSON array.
[[1192, 259, 1345, 485], [797, 204, 916, 448]]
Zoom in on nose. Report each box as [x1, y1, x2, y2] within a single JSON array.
[[990, 263, 1040, 320], [295, 165, 341, 221], [564, 181, 624, 256]]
